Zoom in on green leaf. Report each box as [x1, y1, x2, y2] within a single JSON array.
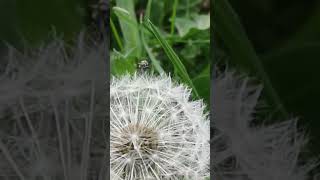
[[175, 14, 210, 37], [114, 1, 142, 57], [112, 7, 137, 27], [111, 50, 136, 75], [194, 14, 210, 29]]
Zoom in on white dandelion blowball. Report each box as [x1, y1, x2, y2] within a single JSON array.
[[110, 73, 210, 179], [212, 69, 318, 180]]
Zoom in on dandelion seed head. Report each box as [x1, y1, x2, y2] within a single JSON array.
[[110, 73, 209, 179], [212, 69, 318, 180]]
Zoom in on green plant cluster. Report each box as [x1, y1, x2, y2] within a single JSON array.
[[110, 0, 210, 104], [214, 0, 320, 161]]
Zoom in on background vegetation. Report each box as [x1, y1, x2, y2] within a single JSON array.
[[110, 0, 210, 104], [4, 0, 320, 176], [214, 0, 320, 174], [0, 0, 210, 111]]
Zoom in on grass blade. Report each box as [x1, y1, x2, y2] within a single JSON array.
[[214, 0, 288, 117], [170, 0, 178, 35], [143, 18, 199, 98], [110, 18, 124, 51]]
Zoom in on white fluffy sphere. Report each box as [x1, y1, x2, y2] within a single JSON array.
[[110, 74, 210, 179]]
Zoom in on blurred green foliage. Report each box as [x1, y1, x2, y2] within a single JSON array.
[[0, 0, 87, 49], [110, 0, 210, 104], [214, 0, 320, 160]]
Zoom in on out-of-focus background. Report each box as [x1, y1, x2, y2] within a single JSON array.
[[0, 0, 210, 103], [214, 0, 320, 170], [0, 0, 90, 48], [4, 0, 320, 174]]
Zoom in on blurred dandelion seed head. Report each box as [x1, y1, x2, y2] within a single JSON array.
[[110, 74, 210, 179], [212, 69, 318, 180], [0, 35, 107, 179]]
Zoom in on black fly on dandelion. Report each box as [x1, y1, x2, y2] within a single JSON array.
[[137, 59, 150, 73]]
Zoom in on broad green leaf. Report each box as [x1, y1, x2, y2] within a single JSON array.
[[114, 0, 142, 57], [194, 14, 210, 29], [112, 7, 137, 27], [175, 14, 210, 37]]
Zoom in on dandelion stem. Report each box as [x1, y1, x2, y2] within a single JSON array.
[[170, 0, 178, 35]]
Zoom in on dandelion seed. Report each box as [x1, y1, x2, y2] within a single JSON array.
[[212, 69, 318, 180], [0, 35, 107, 179], [110, 74, 210, 179]]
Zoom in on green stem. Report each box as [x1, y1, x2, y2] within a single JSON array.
[[145, 0, 152, 19], [170, 0, 178, 35], [186, 0, 190, 17]]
